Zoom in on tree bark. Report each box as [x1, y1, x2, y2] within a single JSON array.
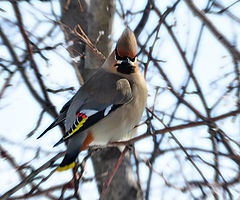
[[60, 0, 142, 199]]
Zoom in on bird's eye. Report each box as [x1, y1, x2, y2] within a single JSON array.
[[129, 57, 136, 62], [115, 49, 136, 62]]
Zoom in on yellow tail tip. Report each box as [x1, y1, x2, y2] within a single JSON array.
[[56, 162, 76, 172]]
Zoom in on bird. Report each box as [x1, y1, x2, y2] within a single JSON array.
[[38, 28, 147, 171]]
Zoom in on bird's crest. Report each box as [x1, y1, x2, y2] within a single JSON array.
[[116, 28, 138, 59]]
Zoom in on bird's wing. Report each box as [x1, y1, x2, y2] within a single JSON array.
[[37, 98, 73, 139], [40, 68, 132, 146]]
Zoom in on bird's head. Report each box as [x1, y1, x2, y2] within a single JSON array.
[[116, 28, 138, 60], [114, 28, 138, 75], [104, 28, 139, 76]]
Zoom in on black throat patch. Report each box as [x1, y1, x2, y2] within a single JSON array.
[[115, 61, 135, 74], [115, 49, 136, 74]]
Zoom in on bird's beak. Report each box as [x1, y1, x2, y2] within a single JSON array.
[[116, 57, 135, 67]]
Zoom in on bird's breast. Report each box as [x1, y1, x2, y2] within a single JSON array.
[[90, 75, 147, 145]]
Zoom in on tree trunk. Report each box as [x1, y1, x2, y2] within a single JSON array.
[[60, 0, 142, 199]]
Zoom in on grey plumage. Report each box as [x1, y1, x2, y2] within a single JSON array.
[[65, 68, 133, 132], [38, 28, 147, 171]]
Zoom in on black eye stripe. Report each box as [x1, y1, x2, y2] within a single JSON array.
[[129, 57, 135, 62], [115, 49, 136, 62]]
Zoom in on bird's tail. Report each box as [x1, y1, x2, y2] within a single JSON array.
[[57, 151, 79, 171], [56, 131, 93, 171]]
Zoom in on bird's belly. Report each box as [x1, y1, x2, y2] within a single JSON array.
[[89, 103, 141, 145]]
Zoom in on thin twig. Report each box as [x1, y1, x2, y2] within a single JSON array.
[[74, 25, 106, 60]]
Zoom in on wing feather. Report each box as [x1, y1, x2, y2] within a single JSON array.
[[39, 68, 133, 142], [53, 104, 122, 146], [37, 98, 73, 139], [64, 69, 133, 131]]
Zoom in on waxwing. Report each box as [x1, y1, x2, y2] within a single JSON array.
[[38, 28, 147, 171]]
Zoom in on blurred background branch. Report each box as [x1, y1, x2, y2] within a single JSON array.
[[0, 0, 239, 199]]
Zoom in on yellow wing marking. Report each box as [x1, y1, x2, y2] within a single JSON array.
[[64, 116, 88, 140]]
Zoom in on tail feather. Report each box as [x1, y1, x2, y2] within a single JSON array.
[[56, 132, 88, 172], [57, 151, 79, 171], [57, 162, 76, 172]]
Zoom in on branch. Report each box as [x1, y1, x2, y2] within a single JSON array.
[[0, 152, 63, 200], [11, 1, 52, 103], [74, 25, 106, 61], [185, 0, 240, 61], [110, 108, 240, 146], [0, 25, 57, 118]]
